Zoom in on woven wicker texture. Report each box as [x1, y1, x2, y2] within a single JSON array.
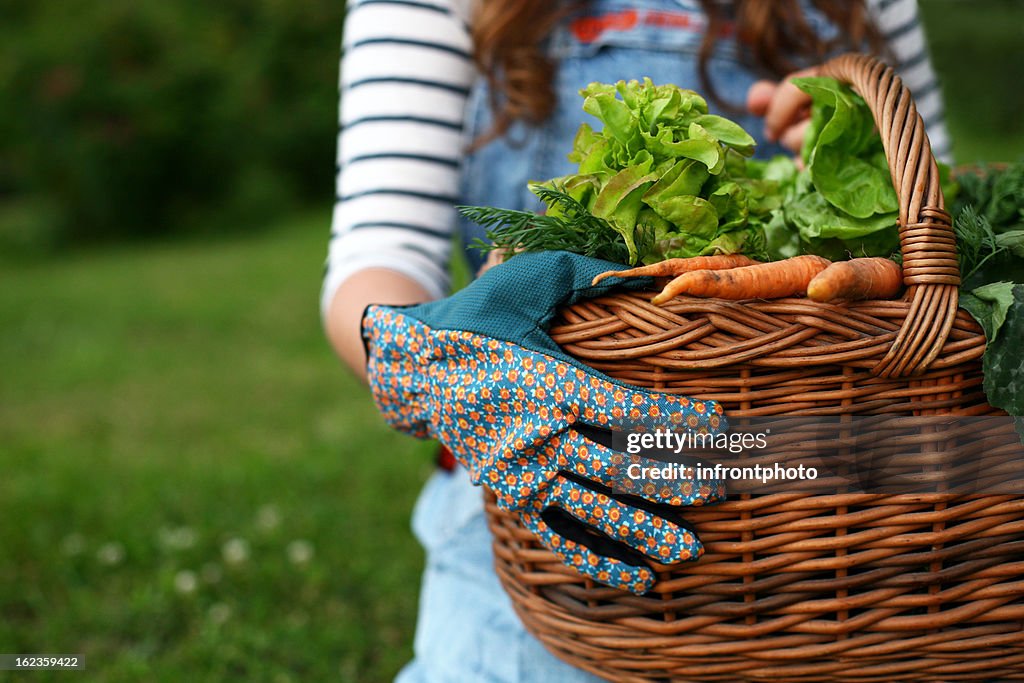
[[485, 54, 1024, 682]]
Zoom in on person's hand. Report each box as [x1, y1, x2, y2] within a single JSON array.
[[476, 248, 507, 278], [361, 252, 728, 594], [747, 66, 819, 157]]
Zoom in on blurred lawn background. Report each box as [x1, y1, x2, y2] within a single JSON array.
[[1, 1, 1022, 681]]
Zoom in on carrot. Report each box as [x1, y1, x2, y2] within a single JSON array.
[[591, 254, 760, 286], [806, 257, 903, 303], [650, 255, 832, 304]]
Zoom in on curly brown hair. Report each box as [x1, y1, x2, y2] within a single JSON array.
[[471, 0, 885, 144]]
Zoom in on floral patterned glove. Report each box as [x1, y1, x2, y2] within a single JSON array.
[[361, 252, 726, 594]]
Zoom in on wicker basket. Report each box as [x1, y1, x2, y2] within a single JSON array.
[[484, 53, 1024, 682]]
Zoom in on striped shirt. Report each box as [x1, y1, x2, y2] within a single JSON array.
[[322, 0, 952, 316]]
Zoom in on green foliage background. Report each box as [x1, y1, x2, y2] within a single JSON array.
[[0, 0, 344, 254]]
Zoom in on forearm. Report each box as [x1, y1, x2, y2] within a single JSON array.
[[324, 268, 433, 382]]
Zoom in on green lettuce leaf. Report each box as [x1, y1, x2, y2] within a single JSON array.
[[793, 77, 898, 219], [537, 77, 773, 264]]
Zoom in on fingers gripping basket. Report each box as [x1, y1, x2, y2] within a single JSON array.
[[484, 54, 1024, 682]]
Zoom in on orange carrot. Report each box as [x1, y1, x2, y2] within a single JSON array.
[[650, 255, 832, 304], [591, 254, 760, 286], [806, 257, 903, 303]]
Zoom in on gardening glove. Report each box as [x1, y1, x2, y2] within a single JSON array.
[[361, 251, 727, 594]]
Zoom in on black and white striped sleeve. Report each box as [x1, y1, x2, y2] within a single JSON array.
[[867, 0, 953, 163], [321, 0, 475, 317]]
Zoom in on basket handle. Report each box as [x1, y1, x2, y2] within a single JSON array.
[[819, 53, 960, 378]]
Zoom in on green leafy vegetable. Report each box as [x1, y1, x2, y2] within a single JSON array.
[[960, 281, 1017, 342], [953, 161, 1024, 422], [459, 76, 1024, 421], [960, 284, 1024, 423], [952, 161, 1024, 288], [458, 185, 651, 265], [796, 77, 898, 219], [756, 78, 901, 260], [954, 206, 1011, 284], [536, 78, 770, 264]]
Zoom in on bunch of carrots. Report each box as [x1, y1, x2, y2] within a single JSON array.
[[592, 255, 903, 304]]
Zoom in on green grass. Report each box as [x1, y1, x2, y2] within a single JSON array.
[[0, 213, 435, 682]]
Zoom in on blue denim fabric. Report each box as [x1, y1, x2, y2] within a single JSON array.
[[402, 1, 843, 680], [395, 468, 603, 683]]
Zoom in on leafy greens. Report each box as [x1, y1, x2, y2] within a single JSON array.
[[536, 78, 775, 265], [460, 76, 1023, 420]]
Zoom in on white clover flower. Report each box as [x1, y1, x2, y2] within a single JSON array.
[[61, 533, 86, 557], [287, 540, 314, 566], [222, 538, 250, 565], [208, 602, 232, 624], [96, 542, 125, 566], [174, 570, 198, 595], [256, 505, 281, 532]]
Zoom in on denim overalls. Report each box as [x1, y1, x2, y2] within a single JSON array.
[[397, 2, 836, 681]]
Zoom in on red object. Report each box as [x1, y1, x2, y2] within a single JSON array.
[[436, 444, 456, 471], [569, 8, 733, 45], [570, 9, 638, 43]]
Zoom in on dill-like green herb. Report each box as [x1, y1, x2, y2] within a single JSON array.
[[955, 205, 1004, 282], [457, 186, 651, 265]]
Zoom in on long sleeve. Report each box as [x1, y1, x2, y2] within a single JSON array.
[[867, 0, 953, 163], [321, 0, 476, 318]]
